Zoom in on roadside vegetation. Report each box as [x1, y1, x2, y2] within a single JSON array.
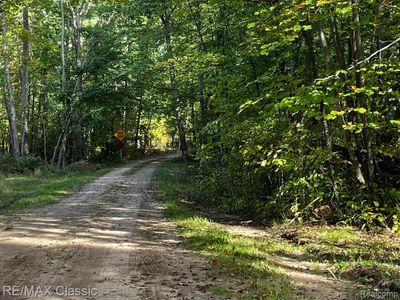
[[1, 1, 399, 231], [1, 1, 399, 297], [155, 158, 400, 299], [0, 155, 115, 213]]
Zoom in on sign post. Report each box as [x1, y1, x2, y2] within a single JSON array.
[[114, 128, 127, 160]]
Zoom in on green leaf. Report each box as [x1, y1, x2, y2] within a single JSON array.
[[325, 114, 337, 120], [330, 110, 346, 116], [354, 107, 367, 114], [390, 120, 400, 126]]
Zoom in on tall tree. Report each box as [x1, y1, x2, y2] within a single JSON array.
[[21, 5, 30, 156], [1, 10, 20, 157], [160, 2, 188, 157]]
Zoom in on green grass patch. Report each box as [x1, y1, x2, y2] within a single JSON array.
[[211, 284, 237, 297], [290, 225, 400, 287], [155, 158, 306, 299], [155, 159, 400, 299], [0, 163, 116, 213]]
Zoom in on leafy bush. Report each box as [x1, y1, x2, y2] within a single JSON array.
[[16, 155, 43, 171], [195, 118, 400, 230], [34, 164, 60, 177], [0, 155, 17, 174], [0, 155, 44, 174]]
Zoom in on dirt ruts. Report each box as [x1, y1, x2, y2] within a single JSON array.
[[0, 156, 223, 300]]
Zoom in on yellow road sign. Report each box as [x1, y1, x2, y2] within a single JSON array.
[[114, 128, 126, 141]]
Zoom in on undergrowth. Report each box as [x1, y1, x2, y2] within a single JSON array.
[[155, 158, 400, 299], [0, 156, 116, 213]]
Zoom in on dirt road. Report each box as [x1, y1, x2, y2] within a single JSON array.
[[0, 156, 220, 300]]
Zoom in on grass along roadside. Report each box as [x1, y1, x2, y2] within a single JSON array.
[[0, 161, 118, 213], [0, 153, 167, 214], [155, 158, 305, 299], [154, 158, 400, 299]]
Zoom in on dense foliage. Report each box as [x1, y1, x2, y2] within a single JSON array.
[[0, 0, 399, 229]]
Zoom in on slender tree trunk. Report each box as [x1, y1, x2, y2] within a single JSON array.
[[2, 85, 11, 152], [72, 5, 83, 93], [21, 5, 30, 156], [290, 40, 302, 72], [134, 96, 142, 153], [71, 5, 84, 161], [168, 63, 188, 156], [161, 7, 188, 157], [329, 7, 366, 184], [329, 12, 345, 69], [53, 0, 72, 168], [188, 1, 208, 144], [52, 0, 67, 166], [29, 89, 36, 153], [53, 112, 71, 168], [1, 87, 7, 154], [198, 73, 207, 135], [303, 17, 341, 200], [58, 134, 67, 169], [318, 24, 341, 201], [190, 84, 196, 143], [143, 116, 152, 153], [350, 0, 375, 181], [249, 58, 261, 97], [51, 133, 62, 165], [1, 12, 20, 157], [60, 0, 66, 93], [42, 122, 47, 162], [39, 82, 48, 162], [319, 28, 330, 71], [302, 18, 317, 83]]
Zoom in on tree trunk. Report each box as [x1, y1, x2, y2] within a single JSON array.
[[302, 14, 317, 83], [58, 134, 67, 169], [72, 5, 83, 93], [318, 23, 340, 201], [51, 132, 63, 165], [134, 96, 142, 153], [161, 7, 188, 157], [319, 28, 330, 71], [71, 5, 84, 161], [21, 5, 30, 156], [329, 11, 345, 69], [1, 12, 20, 157], [60, 0, 66, 93], [53, 0, 71, 168], [39, 82, 48, 162], [2, 85, 11, 155], [29, 89, 36, 153], [330, 6, 366, 184], [350, 0, 375, 181], [249, 58, 261, 97], [198, 72, 207, 139], [169, 63, 188, 156], [188, 0, 209, 144], [51, 0, 66, 167]]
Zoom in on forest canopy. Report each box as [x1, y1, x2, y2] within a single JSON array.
[[0, 0, 399, 229]]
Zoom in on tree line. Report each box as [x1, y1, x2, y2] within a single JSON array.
[[1, 0, 399, 228]]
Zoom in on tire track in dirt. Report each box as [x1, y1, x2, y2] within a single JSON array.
[[0, 156, 227, 300]]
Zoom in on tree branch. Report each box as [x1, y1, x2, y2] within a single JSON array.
[[315, 36, 400, 83]]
